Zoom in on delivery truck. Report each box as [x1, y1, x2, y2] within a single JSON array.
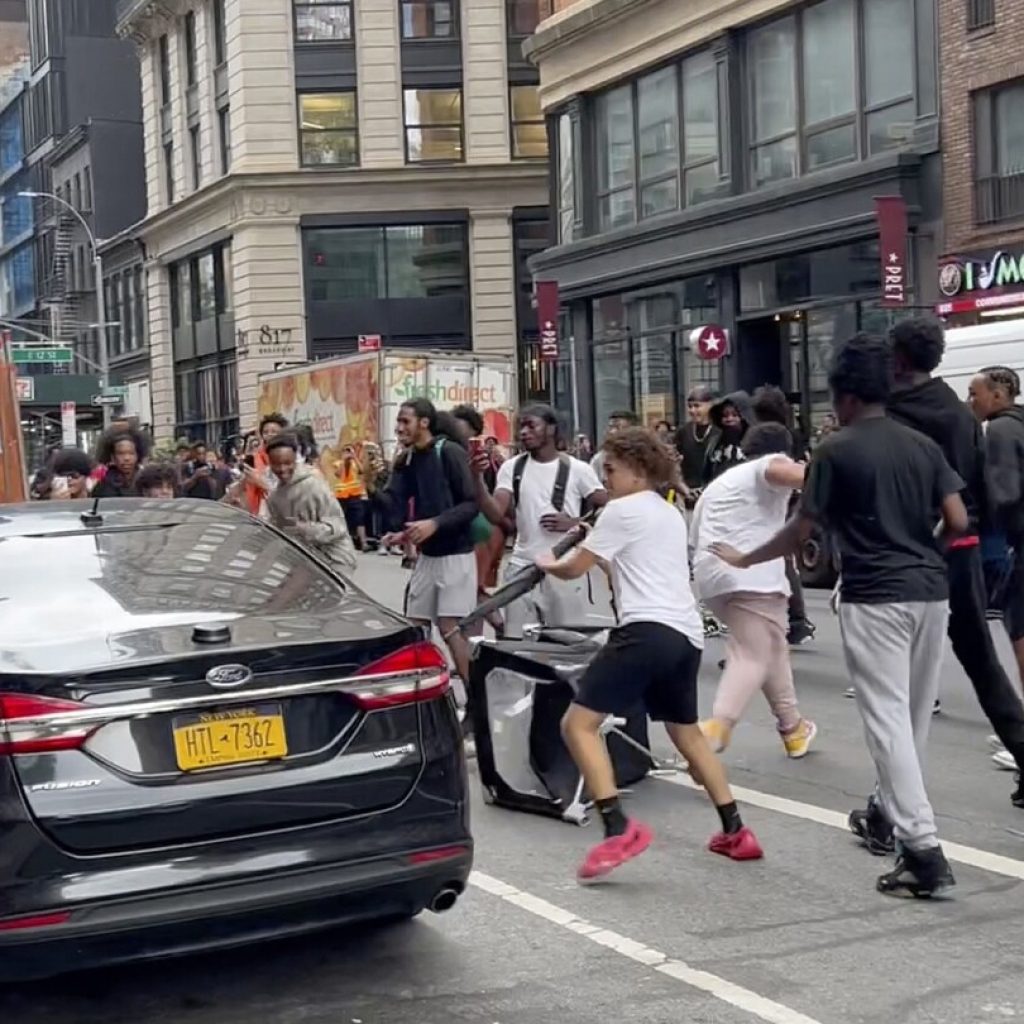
[[257, 349, 516, 471]]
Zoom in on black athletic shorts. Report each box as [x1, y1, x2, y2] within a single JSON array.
[[574, 622, 701, 725], [1005, 551, 1024, 641]]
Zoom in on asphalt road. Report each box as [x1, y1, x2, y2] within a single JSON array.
[[4, 556, 1024, 1024]]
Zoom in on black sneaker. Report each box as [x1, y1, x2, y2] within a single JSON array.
[[787, 620, 816, 646], [1012, 775, 1024, 809], [877, 845, 956, 899], [848, 798, 895, 856]]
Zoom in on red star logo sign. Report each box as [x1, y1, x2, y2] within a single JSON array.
[[694, 325, 729, 361]]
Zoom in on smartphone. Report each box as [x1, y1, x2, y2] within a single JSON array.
[[469, 437, 483, 458], [243, 454, 255, 468], [51, 475, 69, 493]]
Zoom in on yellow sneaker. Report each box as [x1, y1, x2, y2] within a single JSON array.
[[699, 718, 731, 754], [782, 719, 817, 759]]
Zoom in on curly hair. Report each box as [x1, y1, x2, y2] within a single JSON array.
[[95, 425, 151, 466], [136, 462, 180, 496], [52, 447, 94, 477], [828, 333, 892, 405], [979, 365, 1021, 399], [602, 427, 679, 489], [890, 317, 946, 374], [452, 403, 484, 436]]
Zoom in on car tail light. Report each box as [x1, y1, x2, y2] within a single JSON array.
[[350, 642, 451, 710], [407, 844, 470, 865], [0, 693, 93, 756], [0, 911, 72, 932]]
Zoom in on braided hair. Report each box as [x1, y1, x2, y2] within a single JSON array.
[[979, 365, 1021, 400]]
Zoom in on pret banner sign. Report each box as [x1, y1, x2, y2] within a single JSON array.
[[536, 280, 560, 362], [875, 196, 908, 308], [691, 325, 729, 361]]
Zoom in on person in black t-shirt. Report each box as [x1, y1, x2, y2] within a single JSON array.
[[712, 333, 967, 899], [674, 386, 720, 503]]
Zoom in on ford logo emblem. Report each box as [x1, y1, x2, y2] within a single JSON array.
[[206, 664, 253, 689]]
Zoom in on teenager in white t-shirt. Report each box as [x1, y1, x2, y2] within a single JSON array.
[[536, 427, 763, 882], [473, 405, 606, 637], [691, 423, 816, 758]]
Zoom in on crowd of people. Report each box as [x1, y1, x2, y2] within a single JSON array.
[[21, 315, 1024, 901]]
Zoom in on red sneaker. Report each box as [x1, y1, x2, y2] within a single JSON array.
[[708, 825, 764, 861], [577, 819, 654, 882]]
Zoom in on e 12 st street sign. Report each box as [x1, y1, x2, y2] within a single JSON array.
[[11, 347, 73, 365]]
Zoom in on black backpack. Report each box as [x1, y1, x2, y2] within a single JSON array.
[[511, 453, 571, 513]]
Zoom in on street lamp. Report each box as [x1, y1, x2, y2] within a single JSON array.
[[18, 190, 111, 428]]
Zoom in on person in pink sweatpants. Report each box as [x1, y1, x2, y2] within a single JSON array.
[[690, 423, 817, 758]]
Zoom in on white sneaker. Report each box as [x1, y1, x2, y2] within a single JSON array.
[[377, 545, 390, 556], [993, 749, 1017, 771]]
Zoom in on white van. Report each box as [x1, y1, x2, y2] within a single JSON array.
[[937, 318, 1024, 399]]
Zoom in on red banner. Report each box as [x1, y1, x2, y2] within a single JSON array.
[[536, 280, 560, 363], [875, 196, 908, 308]]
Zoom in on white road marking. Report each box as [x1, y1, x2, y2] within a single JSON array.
[[656, 774, 1024, 882], [470, 870, 823, 1024]]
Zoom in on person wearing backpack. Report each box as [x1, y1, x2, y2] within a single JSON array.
[[472, 404, 606, 638], [380, 398, 480, 697]]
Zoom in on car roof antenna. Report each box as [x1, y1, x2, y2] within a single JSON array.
[[80, 496, 103, 528]]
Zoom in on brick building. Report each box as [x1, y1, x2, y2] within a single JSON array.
[[935, 0, 1024, 340]]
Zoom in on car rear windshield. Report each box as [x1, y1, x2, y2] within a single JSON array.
[[0, 518, 347, 646]]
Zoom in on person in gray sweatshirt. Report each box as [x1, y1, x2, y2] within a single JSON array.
[[265, 433, 357, 575]]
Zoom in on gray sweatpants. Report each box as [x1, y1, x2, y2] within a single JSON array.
[[838, 601, 949, 851]]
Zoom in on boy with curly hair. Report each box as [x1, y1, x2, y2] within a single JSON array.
[[536, 427, 763, 882]]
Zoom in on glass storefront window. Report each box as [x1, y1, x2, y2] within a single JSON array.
[[593, 338, 631, 431]]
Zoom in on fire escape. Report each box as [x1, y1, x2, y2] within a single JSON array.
[[40, 209, 82, 369]]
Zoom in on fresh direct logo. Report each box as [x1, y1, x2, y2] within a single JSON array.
[[393, 380, 498, 405]]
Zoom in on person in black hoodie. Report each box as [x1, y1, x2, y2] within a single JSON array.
[[703, 391, 753, 483], [92, 426, 150, 497], [381, 397, 479, 702], [889, 321, 1024, 810]]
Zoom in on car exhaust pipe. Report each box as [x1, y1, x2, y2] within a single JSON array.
[[428, 886, 460, 913]]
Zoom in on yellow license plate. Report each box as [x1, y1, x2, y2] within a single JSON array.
[[172, 703, 288, 771]]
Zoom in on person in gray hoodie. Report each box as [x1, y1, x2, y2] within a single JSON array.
[[703, 391, 754, 484], [265, 433, 357, 575]]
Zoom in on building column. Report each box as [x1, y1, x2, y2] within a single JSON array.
[[469, 210, 517, 358], [356, 0, 404, 168], [463, 0, 511, 164], [147, 263, 175, 444], [230, 211, 306, 431]]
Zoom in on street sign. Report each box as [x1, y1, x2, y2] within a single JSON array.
[[102, 385, 129, 399], [11, 347, 73, 365], [92, 394, 123, 407], [61, 401, 76, 446], [15, 377, 33, 401], [358, 334, 381, 353]]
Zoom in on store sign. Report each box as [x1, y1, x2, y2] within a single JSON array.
[[691, 324, 729, 361], [358, 334, 381, 353], [60, 401, 76, 447], [936, 250, 1024, 315], [875, 196, 908, 308], [536, 280, 560, 362], [14, 377, 33, 402]]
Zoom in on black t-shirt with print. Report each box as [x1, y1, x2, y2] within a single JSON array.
[[800, 416, 963, 604]]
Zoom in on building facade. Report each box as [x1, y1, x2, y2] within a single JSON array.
[[526, 0, 942, 440], [116, 0, 550, 445], [934, 0, 1024, 337]]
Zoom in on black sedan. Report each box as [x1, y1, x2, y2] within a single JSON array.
[[0, 499, 471, 982]]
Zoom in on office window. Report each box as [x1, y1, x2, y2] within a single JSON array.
[[967, 0, 996, 31], [974, 79, 1024, 225], [184, 11, 198, 87], [294, 1, 353, 41], [403, 88, 464, 162], [164, 142, 175, 202], [189, 124, 202, 188], [681, 51, 721, 204], [637, 67, 678, 218], [595, 85, 635, 230], [802, 0, 856, 170], [862, 0, 914, 155], [133, 266, 145, 348], [507, 0, 541, 37], [71, 172, 81, 211], [401, 1, 456, 39], [305, 224, 468, 301], [749, 18, 798, 185], [158, 35, 171, 105], [510, 85, 547, 159], [557, 112, 576, 243], [299, 92, 359, 166], [82, 166, 93, 211], [212, 0, 227, 64], [219, 107, 232, 174]]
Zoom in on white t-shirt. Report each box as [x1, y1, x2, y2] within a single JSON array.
[[691, 454, 795, 601], [496, 454, 603, 564], [581, 490, 704, 647]]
